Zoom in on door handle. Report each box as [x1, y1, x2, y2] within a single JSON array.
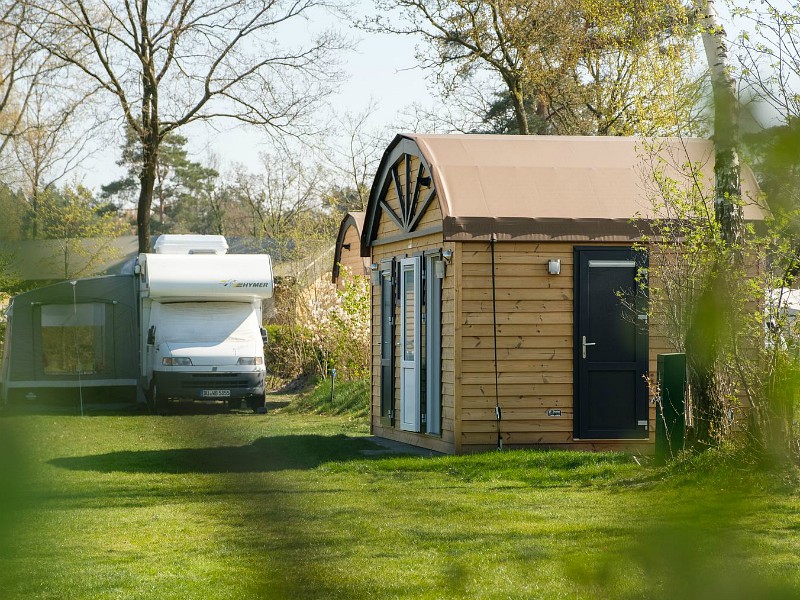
[[582, 336, 596, 359]]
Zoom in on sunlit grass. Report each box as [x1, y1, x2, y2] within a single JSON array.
[[283, 378, 370, 420], [0, 404, 798, 599]]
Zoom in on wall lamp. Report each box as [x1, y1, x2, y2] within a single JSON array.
[[442, 248, 453, 264], [547, 259, 561, 275]]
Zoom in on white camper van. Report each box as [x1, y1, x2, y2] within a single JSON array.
[[138, 235, 273, 411]]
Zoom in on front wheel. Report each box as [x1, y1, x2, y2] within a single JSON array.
[[247, 393, 265, 413]]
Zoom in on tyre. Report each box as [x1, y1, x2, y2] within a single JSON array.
[[247, 393, 265, 413]]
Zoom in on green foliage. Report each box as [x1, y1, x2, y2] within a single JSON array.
[[265, 269, 370, 382], [101, 127, 219, 236], [37, 184, 127, 279], [0, 183, 26, 242], [264, 323, 316, 380], [373, 0, 701, 136], [635, 139, 799, 458]]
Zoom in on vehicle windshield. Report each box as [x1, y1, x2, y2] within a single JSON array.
[[157, 302, 258, 344]]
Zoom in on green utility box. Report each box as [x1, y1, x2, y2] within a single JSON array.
[[656, 353, 687, 464]]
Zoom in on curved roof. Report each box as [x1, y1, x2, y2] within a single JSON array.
[[363, 134, 764, 246], [332, 212, 366, 282]]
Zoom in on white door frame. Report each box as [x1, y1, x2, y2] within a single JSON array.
[[399, 256, 421, 432]]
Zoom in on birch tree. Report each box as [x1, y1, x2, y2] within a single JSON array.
[[683, 0, 744, 446], [24, 0, 346, 253], [367, 0, 698, 136]]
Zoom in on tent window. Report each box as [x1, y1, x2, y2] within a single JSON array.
[[41, 303, 108, 375]]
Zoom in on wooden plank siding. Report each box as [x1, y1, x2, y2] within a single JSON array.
[[370, 154, 455, 454], [456, 241, 675, 453], [369, 154, 677, 454]]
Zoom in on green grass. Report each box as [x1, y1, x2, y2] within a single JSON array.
[[0, 401, 799, 600], [283, 378, 370, 420]]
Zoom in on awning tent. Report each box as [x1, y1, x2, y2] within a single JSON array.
[[1, 275, 138, 404]]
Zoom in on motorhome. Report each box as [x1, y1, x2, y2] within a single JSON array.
[[0, 235, 273, 410], [138, 235, 273, 411]]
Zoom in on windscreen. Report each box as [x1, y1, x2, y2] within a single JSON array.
[[156, 302, 259, 344]]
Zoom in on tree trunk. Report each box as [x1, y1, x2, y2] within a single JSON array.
[[686, 0, 744, 447], [137, 136, 158, 254], [696, 0, 744, 248], [509, 83, 530, 135]]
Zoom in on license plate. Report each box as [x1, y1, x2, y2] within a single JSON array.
[[202, 389, 231, 398]]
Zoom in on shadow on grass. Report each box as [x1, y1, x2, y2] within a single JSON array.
[[265, 400, 291, 411], [48, 434, 380, 474]]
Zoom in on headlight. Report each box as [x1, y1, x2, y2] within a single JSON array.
[[237, 357, 263, 365], [162, 357, 192, 366]]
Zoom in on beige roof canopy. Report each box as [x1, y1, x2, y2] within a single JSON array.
[[366, 134, 764, 244]]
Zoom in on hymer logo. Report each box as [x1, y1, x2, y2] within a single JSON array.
[[220, 279, 270, 288]]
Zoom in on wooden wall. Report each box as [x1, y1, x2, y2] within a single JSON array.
[[370, 154, 455, 454], [455, 241, 673, 453]]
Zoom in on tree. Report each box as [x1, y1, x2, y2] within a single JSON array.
[[0, 1, 76, 179], [322, 103, 388, 212], [0, 183, 27, 242], [228, 151, 327, 247], [732, 2, 800, 236], [732, 0, 800, 124], [102, 127, 219, 235], [679, 0, 744, 447], [38, 184, 127, 279], [367, 0, 699, 136], [0, 1, 40, 160], [26, 0, 346, 253], [12, 80, 102, 238], [170, 155, 224, 235]]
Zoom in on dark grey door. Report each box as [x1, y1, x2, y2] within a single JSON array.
[[574, 247, 649, 439], [379, 259, 395, 426]]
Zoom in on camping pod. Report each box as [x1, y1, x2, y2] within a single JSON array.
[[332, 212, 369, 286], [361, 134, 763, 454]]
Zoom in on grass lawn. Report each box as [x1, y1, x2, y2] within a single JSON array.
[[1, 396, 799, 600]]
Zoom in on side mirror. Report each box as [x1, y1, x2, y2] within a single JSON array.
[[260, 326, 268, 345], [147, 326, 156, 345]]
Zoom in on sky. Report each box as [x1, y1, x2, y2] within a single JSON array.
[[70, 0, 798, 193], [79, 4, 440, 192]]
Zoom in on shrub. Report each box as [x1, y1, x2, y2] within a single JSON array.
[[264, 268, 370, 382]]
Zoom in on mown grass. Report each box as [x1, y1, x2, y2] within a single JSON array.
[[0, 400, 799, 600], [282, 378, 370, 420]]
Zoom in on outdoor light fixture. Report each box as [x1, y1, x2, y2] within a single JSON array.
[[442, 249, 453, 263], [370, 263, 380, 285], [547, 259, 561, 275]]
